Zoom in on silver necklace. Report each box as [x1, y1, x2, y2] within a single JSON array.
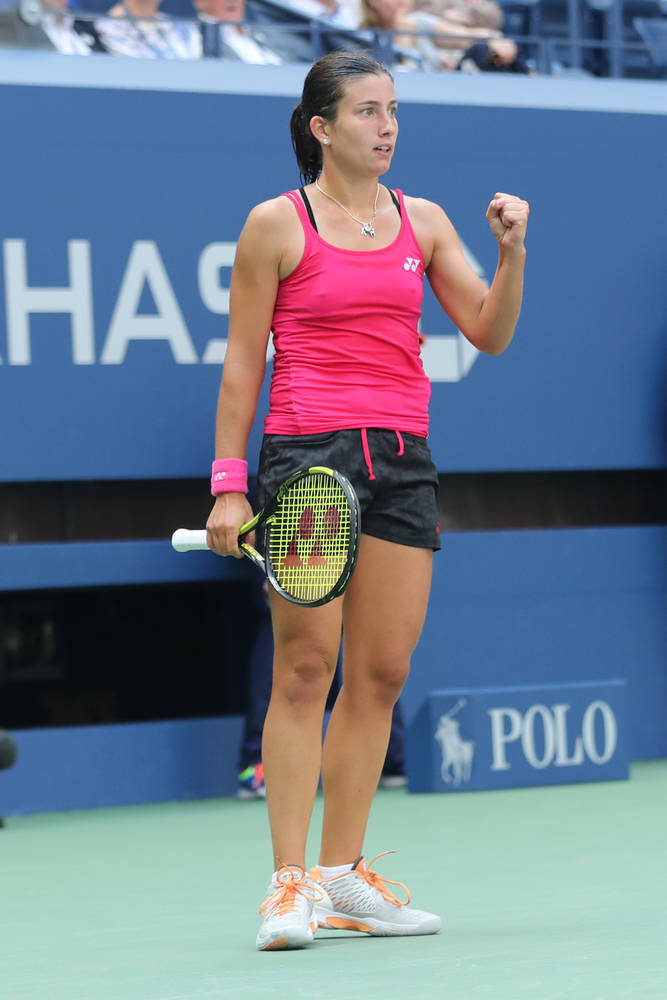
[[315, 179, 380, 238]]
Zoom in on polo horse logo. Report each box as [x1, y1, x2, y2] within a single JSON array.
[[435, 698, 475, 786]]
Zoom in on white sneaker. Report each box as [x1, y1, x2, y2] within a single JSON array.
[[310, 853, 441, 937], [256, 865, 326, 951]]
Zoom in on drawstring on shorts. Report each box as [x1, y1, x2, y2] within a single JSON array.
[[360, 428, 405, 481]]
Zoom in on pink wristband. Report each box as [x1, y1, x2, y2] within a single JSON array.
[[211, 458, 248, 496]]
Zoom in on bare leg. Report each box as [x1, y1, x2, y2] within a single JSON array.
[[262, 595, 342, 871], [319, 535, 432, 866]]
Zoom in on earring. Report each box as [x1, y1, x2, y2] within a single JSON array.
[[322, 138, 329, 145]]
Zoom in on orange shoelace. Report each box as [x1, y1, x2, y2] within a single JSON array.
[[259, 867, 323, 918], [358, 853, 411, 907]]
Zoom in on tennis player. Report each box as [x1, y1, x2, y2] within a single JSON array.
[[206, 50, 529, 950]]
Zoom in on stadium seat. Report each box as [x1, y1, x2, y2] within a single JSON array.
[[632, 15, 667, 75]]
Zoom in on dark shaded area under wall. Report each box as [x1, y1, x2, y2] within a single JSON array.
[[1, 469, 666, 544], [0, 581, 254, 731], [1, 468, 665, 731]]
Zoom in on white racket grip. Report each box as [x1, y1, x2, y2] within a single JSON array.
[[171, 529, 209, 552]]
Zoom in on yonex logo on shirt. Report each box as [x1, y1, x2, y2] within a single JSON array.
[[403, 256, 423, 275]]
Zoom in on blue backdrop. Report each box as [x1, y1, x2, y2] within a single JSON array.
[[1, 69, 666, 480], [0, 62, 665, 796]]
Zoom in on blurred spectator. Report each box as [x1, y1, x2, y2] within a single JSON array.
[[415, 0, 502, 32], [41, 0, 91, 52], [414, 0, 508, 67], [29, 0, 107, 53], [284, 0, 361, 29], [94, 0, 287, 62], [96, 0, 199, 57], [193, 0, 284, 62], [458, 37, 531, 73], [360, 0, 500, 70]]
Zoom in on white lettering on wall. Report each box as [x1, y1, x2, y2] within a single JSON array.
[[3, 239, 95, 365], [521, 704, 556, 769], [100, 241, 197, 364], [582, 700, 617, 764], [0, 237, 484, 380], [488, 707, 522, 771], [198, 242, 235, 365], [488, 701, 618, 772], [552, 703, 585, 766], [198, 242, 235, 314]]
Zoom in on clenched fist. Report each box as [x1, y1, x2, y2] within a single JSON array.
[[487, 193, 530, 249]]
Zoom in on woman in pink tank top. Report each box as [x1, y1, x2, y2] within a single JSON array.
[[206, 51, 530, 951]]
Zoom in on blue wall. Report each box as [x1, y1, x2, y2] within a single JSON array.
[[0, 717, 245, 815], [1, 63, 666, 481], [409, 526, 667, 762], [0, 60, 665, 798]]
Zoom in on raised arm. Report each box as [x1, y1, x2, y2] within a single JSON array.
[[411, 192, 529, 355]]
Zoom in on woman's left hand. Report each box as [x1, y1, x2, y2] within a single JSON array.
[[487, 193, 530, 249]]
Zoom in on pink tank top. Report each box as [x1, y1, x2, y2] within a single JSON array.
[[264, 188, 431, 437]]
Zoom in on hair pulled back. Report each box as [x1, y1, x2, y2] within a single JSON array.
[[290, 50, 392, 185]]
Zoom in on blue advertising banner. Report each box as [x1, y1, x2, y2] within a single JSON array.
[[1, 62, 666, 481], [406, 680, 629, 792]]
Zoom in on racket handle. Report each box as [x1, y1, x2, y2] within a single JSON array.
[[171, 529, 209, 552]]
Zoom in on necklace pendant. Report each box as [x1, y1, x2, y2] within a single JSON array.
[[360, 222, 375, 238]]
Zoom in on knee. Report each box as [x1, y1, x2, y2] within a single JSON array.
[[275, 648, 337, 708], [366, 658, 410, 706]]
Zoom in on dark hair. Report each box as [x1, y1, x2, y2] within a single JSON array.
[[290, 50, 393, 185]]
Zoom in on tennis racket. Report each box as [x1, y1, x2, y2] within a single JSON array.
[[172, 466, 361, 607]]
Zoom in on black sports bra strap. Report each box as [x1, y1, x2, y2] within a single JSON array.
[[389, 188, 402, 217], [299, 187, 318, 233]]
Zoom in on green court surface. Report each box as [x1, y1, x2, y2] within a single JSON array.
[[2, 760, 666, 1000]]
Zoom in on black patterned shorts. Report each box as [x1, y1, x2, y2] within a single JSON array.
[[256, 428, 441, 551]]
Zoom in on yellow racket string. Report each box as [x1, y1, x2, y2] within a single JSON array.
[[267, 473, 353, 603]]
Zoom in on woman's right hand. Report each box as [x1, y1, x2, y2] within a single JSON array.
[[206, 493, 256, 558]]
